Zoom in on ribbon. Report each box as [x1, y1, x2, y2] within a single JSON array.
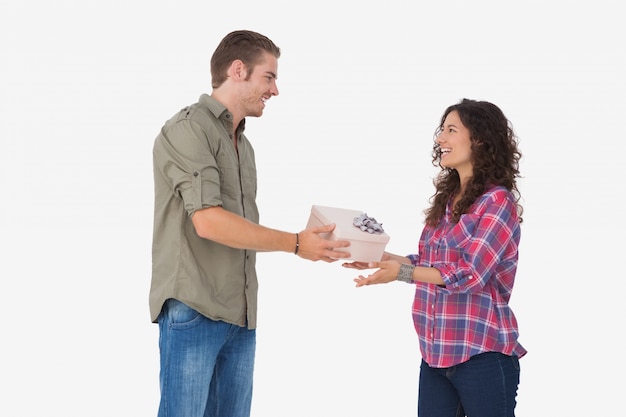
[[353, 213, 385, 235]]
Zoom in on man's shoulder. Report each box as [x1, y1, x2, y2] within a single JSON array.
[[163, 95, 221, 127]]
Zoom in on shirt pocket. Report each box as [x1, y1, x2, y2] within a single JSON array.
[[215, 152, 240, 199], [446, 213, 479, 249]]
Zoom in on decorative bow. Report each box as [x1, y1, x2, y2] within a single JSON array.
[[353, 213, 385, 235]]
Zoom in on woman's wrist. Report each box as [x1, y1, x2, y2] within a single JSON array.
[[396, 263, 415, 283]]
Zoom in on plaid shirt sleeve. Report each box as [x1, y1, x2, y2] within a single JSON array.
[[433, 188, 520, 295]]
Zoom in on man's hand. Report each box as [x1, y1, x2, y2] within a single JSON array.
[[296, 223, 351, 262]]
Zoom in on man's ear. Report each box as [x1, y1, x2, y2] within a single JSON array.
[[229, 59, 247, 81]]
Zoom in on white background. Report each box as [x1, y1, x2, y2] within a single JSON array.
[[1, 1, 624, 416]]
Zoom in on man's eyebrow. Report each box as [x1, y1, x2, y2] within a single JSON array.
[[265, 71, 277, 79]]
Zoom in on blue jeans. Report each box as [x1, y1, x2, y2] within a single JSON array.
[[157, 299, 256, 417], [418, 352, 520, 417]]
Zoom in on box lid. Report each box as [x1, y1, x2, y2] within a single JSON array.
[[310, 205, 390, 243]]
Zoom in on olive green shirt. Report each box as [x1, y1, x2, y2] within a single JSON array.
[[150, 94, 259, 329]]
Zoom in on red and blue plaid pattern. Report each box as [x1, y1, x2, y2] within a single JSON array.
[[407, 186, 527, 367]]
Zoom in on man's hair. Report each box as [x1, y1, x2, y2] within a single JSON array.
[[210, 30, 281, 88]]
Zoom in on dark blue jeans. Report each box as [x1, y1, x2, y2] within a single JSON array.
[[418, 352, 520, 417]]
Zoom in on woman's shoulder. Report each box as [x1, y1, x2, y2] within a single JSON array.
[[477, 185, 516, 208]]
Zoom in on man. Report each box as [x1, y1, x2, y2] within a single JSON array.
[[150, 30, 350, 417]]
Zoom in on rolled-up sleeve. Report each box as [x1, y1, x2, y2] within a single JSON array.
[[440, 191, 519, 293], [154, 119, 223, 216]]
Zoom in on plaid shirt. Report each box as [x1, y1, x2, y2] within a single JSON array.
[[407, 185, 527, 368]]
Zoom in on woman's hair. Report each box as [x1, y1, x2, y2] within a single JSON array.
[[210, 30, 281, 89], [424, 98, 523, 226]]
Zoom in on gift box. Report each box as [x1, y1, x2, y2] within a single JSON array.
[[306, 205, 390, 262]]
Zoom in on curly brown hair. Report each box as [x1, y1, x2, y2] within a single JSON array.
[[210, 30, 281, 89], [424, 98, 523, 226]]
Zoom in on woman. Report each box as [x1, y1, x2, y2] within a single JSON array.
[[343, 98, 526, 417]]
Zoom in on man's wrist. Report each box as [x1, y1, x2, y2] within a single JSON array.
[[397, 263, 415, 283]]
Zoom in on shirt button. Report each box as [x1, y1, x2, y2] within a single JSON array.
[[468, 275, 473, 279]]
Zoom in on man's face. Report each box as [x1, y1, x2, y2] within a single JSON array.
[[240, 52, 279, 118]]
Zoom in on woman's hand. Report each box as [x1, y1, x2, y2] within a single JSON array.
[[341, 252, 395, 270], [348, 260, 402, 287], [341, 261, 371, 270]]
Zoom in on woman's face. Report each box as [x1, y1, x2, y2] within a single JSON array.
[[436, 110, 473, 179]]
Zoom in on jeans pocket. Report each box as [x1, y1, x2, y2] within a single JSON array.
[[165, 299, 203, 329]]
